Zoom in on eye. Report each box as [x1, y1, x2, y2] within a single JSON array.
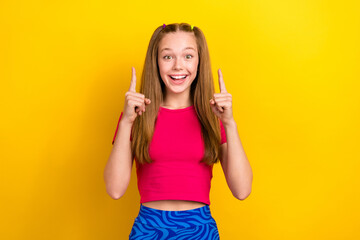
[[185, 54, 193, 59], [163, 55, 172, 60]]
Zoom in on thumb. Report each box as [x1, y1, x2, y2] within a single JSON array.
[[209, 99, 217, 111]]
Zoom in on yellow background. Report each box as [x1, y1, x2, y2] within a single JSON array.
[[1, 0, 359, 239]]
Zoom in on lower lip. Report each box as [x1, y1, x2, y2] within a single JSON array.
[[170, 76, 188, 85]]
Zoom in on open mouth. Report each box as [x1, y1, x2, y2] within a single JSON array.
[[168, 75, 188, 85], [169, 75, 188, 80]]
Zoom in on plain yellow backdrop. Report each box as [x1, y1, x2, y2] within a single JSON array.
[[1, 0, 359, 239]]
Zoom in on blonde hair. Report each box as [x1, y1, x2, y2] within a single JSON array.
[[131, 23, 223, 166]]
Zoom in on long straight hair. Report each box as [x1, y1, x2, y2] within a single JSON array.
[[131, 23, 223, 166]]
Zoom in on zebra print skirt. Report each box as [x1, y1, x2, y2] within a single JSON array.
[[129, 203, 220, 239]]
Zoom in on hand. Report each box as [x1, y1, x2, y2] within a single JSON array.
[[122, 67, 151, 124], [209, 69, 234, 126]]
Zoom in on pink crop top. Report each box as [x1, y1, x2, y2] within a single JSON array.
[[111, 105, 227, 205]]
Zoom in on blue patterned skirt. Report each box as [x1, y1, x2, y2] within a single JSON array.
[[129, 204, 220, 240]]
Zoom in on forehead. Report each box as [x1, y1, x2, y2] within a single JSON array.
[[158, 31, 197, 52]]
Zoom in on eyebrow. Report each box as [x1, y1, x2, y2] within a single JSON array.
[[160, 47, 197, 53]]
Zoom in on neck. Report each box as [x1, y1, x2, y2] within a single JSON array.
[[162, 89, 193, 109]]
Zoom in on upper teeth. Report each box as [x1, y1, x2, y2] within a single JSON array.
[[171, 75, 186, 79]]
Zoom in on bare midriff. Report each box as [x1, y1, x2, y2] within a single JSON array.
[[142, 200, 207, 211]]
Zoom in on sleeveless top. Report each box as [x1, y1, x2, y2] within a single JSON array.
[[112, 105, 227, 205]]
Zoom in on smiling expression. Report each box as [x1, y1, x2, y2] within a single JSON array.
[[157, 31, 199, 95]]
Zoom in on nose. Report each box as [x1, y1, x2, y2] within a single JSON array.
[[172, 57, 183, 70]]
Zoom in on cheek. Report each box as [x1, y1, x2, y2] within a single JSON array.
[[159, 61, 170, 72], [191, 58, 199, 71], [158, 63, 166, 76], [190, 64, 198, 73]]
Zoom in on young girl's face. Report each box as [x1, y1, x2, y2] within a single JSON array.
[[157, 31, 199, 96]]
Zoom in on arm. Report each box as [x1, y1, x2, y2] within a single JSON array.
[[104, 66, 149, 199], [210, 68, 253, 200], [103, 119, 134, 200], [220, 120, 253, 200]]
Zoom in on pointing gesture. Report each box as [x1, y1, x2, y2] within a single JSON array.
[[209, 69, 234, 126], [122, 67, 151, 124], [129, 66, 137, 92], [218, 68, 227, 93]]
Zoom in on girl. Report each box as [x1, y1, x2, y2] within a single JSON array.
[[104, 23, 253, 239]]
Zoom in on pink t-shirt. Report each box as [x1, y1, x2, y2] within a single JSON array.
[[112, 105, 227, 205]]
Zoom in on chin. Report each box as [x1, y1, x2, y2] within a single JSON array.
[[168, 87, 189, 94]]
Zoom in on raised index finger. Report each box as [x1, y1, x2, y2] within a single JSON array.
[[129, 67, 136, 92], [218, 68, 227, 93]]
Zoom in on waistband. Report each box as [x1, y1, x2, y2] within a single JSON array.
[[135, 204, 217, 229]]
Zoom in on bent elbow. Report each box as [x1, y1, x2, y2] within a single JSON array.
[[235, 190, 252, 201], [104, 172, 131, 200], [105, 187, 126, 200], [107, 191, 123, 200]]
